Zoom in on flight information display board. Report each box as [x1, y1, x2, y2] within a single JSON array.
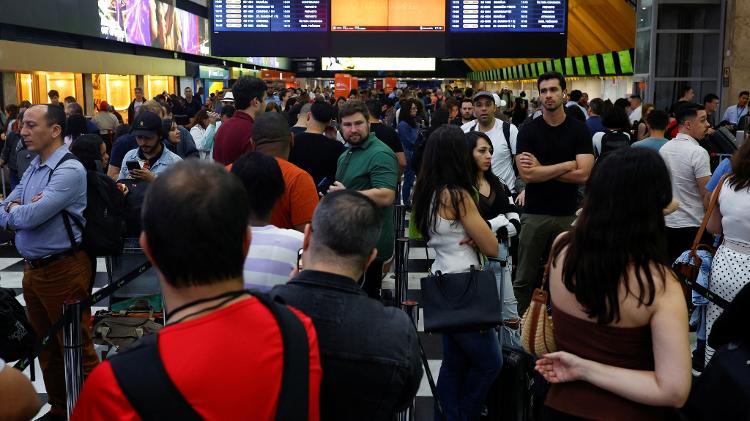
[[331, 0, 444, 31], [449, 0, 565, 32], [213, 0, 328, 32], [210, 0, 568, 57]]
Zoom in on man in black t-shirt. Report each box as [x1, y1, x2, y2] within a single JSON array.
[[366, 100, 406, 175], [514, 72, 595, 314], [288, 100, 346, 186]]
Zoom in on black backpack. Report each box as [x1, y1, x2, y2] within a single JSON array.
[[598, 130, 631, 158], [0, 287, 36, 362], [50, 154, 125, 256]]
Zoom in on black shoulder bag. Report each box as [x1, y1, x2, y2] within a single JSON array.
[[419, 248, 501, 333]]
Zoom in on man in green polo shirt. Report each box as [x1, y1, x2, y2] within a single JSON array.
[[328, 100, 398, 300]]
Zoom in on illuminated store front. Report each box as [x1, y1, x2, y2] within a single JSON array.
[[15, 72, 83, 104]]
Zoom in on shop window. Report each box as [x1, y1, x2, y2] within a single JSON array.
[[145, 76, 175, 99], [93, 74, 135, 121], [16, 74, 34, 103], [44, 72, 78, 102]]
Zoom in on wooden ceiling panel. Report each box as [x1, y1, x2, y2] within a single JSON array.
[[464, 0, 635, 71]]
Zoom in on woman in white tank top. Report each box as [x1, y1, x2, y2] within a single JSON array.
[[411, 125, 501, 420], [705, 141, 750, 365]]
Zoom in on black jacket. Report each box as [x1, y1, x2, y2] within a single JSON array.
[[271, 270, 423, 421]]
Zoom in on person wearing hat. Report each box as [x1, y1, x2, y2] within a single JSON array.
[[118, 111, 182, 182], [92, 100, 120, 135], [461, 91, 521, 195]]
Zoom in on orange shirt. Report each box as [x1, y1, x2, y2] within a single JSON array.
[[270, 157, 319, 229]]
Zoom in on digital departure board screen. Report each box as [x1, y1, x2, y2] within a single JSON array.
[[449, 0, 565, 32], [213, 0, 327, 32], [331, 0, 444, 31], [210, 0, 568, 57]]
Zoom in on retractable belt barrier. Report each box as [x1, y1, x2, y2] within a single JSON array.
[[13, 259, 152, 371]]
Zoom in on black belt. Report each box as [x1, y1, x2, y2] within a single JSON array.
[[24, 248, 79, 269]]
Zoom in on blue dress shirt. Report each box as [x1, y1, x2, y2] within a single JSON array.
[[118, 145, 182, 181], [0, 144, 87, 259]]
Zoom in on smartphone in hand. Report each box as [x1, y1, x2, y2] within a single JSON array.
[[126, 160, 141, 171], [317, 177, 332, 195]]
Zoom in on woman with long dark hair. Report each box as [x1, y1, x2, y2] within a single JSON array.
[[411, 125, 501, 420], [64, 114, 89, 146], [465, 131, 521, 339], [536, 148, 691, 420], [704, 139, 750, 365], [399, 98, 419, 208], [70, 134, 110, 172]]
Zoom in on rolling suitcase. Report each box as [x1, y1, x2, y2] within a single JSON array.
[[483, 342, 535, 421]]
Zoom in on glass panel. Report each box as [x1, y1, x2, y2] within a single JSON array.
[[653, 81, 677, 112], [656, 33, 720, 78], [658, 4, 720, 30], [635, 30, 650, 74], [637, 0, 652, 29]]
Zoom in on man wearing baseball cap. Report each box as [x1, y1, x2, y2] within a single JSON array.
[[118, 111, 181, 182], [461, 91, 521, 195], [92, 100, 119, 135]]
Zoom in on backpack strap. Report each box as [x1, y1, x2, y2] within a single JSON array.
[[501, 121, 519, 177], [110, 334, 202, 421], [109, 291, 309, 421], [47, 153, 83, 251], [253, 292, 310, 421]]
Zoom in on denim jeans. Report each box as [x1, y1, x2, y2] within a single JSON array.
[[437, 330, 502, 420], [490, 241, 522, 348], [402, 149, 415, 206]]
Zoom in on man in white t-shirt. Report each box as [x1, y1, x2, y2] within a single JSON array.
[[462, 91, 520, 194], [659, 103, 712, 262], [0, 358, 42, 420], [629, 94, 643, 124]]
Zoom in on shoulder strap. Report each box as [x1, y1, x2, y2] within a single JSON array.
[[253, 292, 310, 421], [109, 292, 309, 421], [691, 173, 729, 254], [47, 153, 82, 250], [502, 121, 518, 176], [110, 334, 203, 421]]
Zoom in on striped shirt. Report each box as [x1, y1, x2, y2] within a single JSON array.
[[244, 225, 304, 291]]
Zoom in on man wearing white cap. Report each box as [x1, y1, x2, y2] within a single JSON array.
[[461, 91, 521, 195]]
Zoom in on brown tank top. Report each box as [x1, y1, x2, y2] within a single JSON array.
[[545, 305, 668, 421]]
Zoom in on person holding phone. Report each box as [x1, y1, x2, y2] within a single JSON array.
[[118, 111, 182, 182]]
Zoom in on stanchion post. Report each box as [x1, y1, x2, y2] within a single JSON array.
[[63, 299, 84, 418]]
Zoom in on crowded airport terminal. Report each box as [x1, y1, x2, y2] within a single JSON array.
[[0, 0, 749, 420]]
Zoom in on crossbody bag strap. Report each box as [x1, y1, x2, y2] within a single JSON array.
[[251, 292, 310, 421], [501, 121, 518, 176], [110, 334, 203, 421], [691, 174, 729, 256]]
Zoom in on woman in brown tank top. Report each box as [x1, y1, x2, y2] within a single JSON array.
[[534, 148, 692, 420]]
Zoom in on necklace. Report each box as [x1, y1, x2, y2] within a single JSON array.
[[165, 290, 249, 325]]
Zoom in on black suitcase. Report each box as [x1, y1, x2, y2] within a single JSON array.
[[484, 344, 535, 421]]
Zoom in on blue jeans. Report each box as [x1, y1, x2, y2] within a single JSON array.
[[437, 330, 502, 420], [402, 149, 415, 206]]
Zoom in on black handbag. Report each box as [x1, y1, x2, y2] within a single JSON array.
[[420, 250, 501, 333], [0, 287, 36, 362]]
